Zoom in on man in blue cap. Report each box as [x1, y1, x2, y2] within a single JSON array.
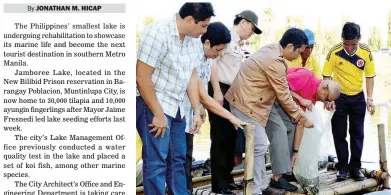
[[288, 29, 322, 79]]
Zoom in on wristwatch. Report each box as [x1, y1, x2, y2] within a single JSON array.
[[193, 110, 200, 115], [293, 149, 299, 153]]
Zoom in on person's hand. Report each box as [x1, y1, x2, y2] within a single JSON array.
[[291, 152, 298, 168], [213, 90, 224, 106], [229, 116, 247, 130], [299, 98, 313, 111], [148, 113, 168, 138], [200, 107, 206, 124], [367, 99, 375, 116], [191, 114, 202, 134], [304, 118, 314, 128], [324, 101, 336, 111]]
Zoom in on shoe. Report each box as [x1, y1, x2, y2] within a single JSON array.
[[336, 169, 348, 181], [220, 188, 235, 195], [282, 173, 298, 182], [262, 186, 285, 195], [350, 169, 365, 181], [270, 177, 298, 192], [228, 183, 243, 190]]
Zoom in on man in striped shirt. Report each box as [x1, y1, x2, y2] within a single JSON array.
[[136, 3, 215, 195]]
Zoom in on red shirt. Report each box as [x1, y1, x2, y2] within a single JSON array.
[[287, 67, 321, 111]]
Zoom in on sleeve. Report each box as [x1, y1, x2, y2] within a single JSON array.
[[322, 51, 334, 77], [264, 61, 307, 124], [137, 24, 167, 68], [311, 56, 322, 79], [364, 51, 376, 78]]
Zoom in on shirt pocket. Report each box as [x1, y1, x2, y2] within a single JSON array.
[[225, 43, 243, 67]]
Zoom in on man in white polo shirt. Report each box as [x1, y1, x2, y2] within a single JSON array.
[[208, 10, 262, 194]]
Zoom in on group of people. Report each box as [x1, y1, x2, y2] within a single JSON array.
[[136, 3, 376, 195]]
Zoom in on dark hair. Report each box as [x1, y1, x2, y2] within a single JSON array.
[[342, 22, 361, 40], [233, 17, 243, 25], [179, 3, 215, 24], [201, 22, 231, 47], [279, 28, 308, 50]]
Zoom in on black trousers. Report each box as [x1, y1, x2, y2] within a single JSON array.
[[332, 92, 366, 171], [207, 82, 237, 192], [185, 133, 194, 194]]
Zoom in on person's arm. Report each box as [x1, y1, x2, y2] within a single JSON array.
[[210, 59, 224, 105], [187, 68, 202, 132], [293, 123, 304, 152], [136, 25, 168, 138], [198, 78, 246, 130], [265, 61, 309, 126], [291, 91, 312, 111], [365, 50, 376, 115], [136, 60, 165, 117], [291, 123, 304, 167]]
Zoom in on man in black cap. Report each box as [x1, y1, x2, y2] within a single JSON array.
[[208, 10, 261, 194]]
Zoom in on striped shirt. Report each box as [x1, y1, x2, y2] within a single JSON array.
[[136, 14, 204, 118], [183, 58, 211, 133]]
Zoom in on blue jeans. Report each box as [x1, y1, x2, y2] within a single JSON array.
[[136, 96, 187, 195]]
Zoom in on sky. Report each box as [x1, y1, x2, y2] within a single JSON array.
[[135, 0, 391, 46]]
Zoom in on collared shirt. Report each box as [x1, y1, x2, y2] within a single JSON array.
[[225, 43, 307, 127], [288, 54, 322, 79], [136, 14, 204, 118], [287, 67, 321, 111], [183, 58, 211, 134], [215, 27, 244, 85], [322, 43, 376, 95]]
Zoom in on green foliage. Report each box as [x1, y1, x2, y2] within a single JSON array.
[[368, 26, 382, 52]]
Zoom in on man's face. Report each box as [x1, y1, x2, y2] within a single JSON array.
[[343, 38, 359, 55], [187, 17, 210, 38], [284, 44, 306, 61], [302, 44, 314, 58], [239, 19, 255, 40], [317, 85, 338, 103], [204, 42, 226, 59]]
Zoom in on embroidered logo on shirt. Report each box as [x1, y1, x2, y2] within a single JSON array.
[[356, 59, 365, 68]]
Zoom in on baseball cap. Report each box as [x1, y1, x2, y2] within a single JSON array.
[[235, 10, 262, 34], [304, 29, 316, 45]]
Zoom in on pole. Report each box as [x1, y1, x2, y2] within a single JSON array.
[[243, 124, 255, 195]]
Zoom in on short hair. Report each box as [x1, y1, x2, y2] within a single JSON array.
[[233, 17, 243, 25], [279, 28, 308, 50], [342, 22, 361, 40], [201, 22, 231, 47], [179, 3, 215, 24]]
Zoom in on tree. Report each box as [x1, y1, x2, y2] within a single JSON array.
[[324, 30, 340, 54], [274, 28, 286, 43], [143, 16, 156, 26], [259, 8, 274, 46], [248, 34, 261, 52], [368, 26, 382, 52], [286, 15, 303, 29], [388, 10, 391, 48], [314, 17, 325, 55]]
